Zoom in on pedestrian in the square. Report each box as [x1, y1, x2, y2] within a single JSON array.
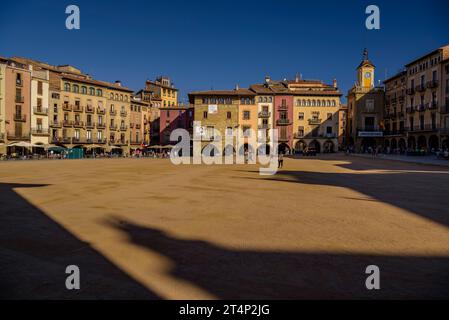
[[278, 153, 284, 168]]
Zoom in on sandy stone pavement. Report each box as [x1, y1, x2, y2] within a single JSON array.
[[1, 154, 448, 299]]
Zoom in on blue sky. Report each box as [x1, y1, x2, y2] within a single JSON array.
[[1, 0, 448, 103]]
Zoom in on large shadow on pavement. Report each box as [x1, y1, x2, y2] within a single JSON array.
[[0, 183, 159, 299], [108, 218, 449, 299], [246, 157, 449, 229]]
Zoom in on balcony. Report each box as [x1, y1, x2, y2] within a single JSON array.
[[406, 107, 415, 114], [110, 110, 117, 116], [406, 124, 438, 132], [130, 123, 134, 128], [398, 95, 405, 102], [398, 111, 405, 118], [31, 128, 50, 136], [73, 120, 84, 128], [278, 136, 290, 142], [73, 105, 84, 112], [61, 137, 71, 144], [427, 102, 438, 110], [415, 84, 426, 92], [276, 118, 292, 126], [135, 124, 141, 129], [7, 132, 31, 140], [258, 111, 271, 118], [201, 136, 215, 142], [16, 79, 23, 87], [50, 120, 62, 127], [0, 133, 4, 142], [86, 122, 95, 128], [417, 104, 426, 112], [97, 107, 106, 115], [97, 122, 106, 129], [258, 123, 270, 130], [441, 105, 449, 113], [14, 114, 26, 122], [130, 140, 143, 145], [384, 129, 405, 136], [71, 137, 84, 144], [293, 132, 304, 139], [109, 124, 117, 131], [308, 118, 322, 125], [85, 105, 95, 113], [110, 139, 128, 146], [406, 88, 415, 95], [62, 103, 72, 111], [33, 106, 48, 115], [120, 125, 128, 131], [96, 138, 107, 144], [15, 95, 24, 103], [63, 120, 73, 127], [426, 80, 439, 89], [51, 136, 63, 143], [120, 111, 127, 117], [278, 105, 288, 110]]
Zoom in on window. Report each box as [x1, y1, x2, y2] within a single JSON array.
[[64, 83, 71, 91], [226, 127, 233, 136], [90, 87, 95, 95], [97, 89, 102, 96], [203, 111, 208, 119], [227, 111, 232, 119], [73, 85, 79, 93], [81, 86, 87, 94], [326, 126, 333, 134], [365, 99, 374, 112], [243, 111, 250, 120], [37, 81, 43, 95], [242, 126, 251, 137], [327, 113, 332, 120], [298, 112, 304, 120]]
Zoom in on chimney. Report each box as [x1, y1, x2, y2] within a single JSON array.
[[295, 73, 300, 82], [115, 80, 122, 87], [264, 75, 271, 84], [333, 79, 338, 88], [235, 84, 239, 90]]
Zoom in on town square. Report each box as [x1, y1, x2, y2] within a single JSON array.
[[0, 0, 448, 305]]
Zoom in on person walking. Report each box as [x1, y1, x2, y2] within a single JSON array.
[[278, 152, 284, 168]]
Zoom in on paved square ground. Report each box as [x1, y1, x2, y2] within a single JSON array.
[[1, 154, 448, 299]]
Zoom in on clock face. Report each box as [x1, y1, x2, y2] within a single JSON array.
[[364, 72, 372, 79]]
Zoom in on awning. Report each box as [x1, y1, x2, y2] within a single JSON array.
[[86, 144, 103, 149], [8, 141, 33, 147]]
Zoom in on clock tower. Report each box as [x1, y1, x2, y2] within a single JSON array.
[[346, 48, 385, 152], [357, 48, 375, 88]]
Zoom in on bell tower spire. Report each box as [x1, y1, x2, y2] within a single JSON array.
[[357, 48, 375, 88]]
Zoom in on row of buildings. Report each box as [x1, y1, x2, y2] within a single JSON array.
[[1, 45, 448, 157], [347, 46, 449, 153], [0, 56, 182, 155]]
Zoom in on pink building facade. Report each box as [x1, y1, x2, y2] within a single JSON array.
[[273, 95, 294, 153], [159, 106, 193, 145]]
